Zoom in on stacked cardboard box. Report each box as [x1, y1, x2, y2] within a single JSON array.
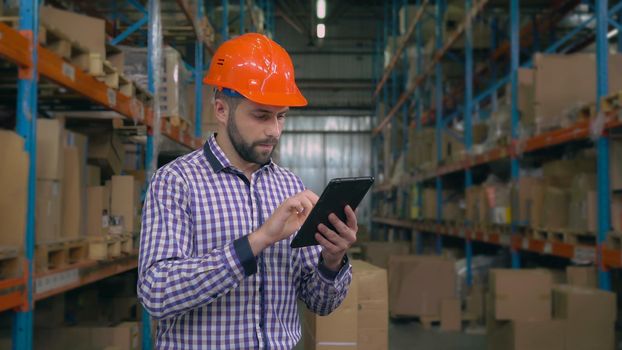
[[565, 266, 597, 289], [304, 277, 358, 350], [0, 129, 28, 251], [88, 131, 125, 177], [552, 285, 616, 350], [510, 177, 543, 226], [361, 241, 410, 269], [388, 255, 456, 317], [111, 175, 142, 234], [62, 130, 88, 239], [466, 182, 511, 226], [487, 269, 560, 350], [407, 127, 436, 171]]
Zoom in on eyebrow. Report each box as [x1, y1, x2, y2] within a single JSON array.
[[252, 108, 289, 114]]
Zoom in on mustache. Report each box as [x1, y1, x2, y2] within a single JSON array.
[[253, 138, 279, 146]]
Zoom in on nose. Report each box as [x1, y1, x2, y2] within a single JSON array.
[[265, 115, 282, 139]]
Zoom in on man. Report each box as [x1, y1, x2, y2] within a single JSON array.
[[138, 33, 357, 349]]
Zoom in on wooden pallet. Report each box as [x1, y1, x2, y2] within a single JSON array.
[[529, 228, 596, 245], [118, 74, 134, 97], [0, 246, 21, 279], [391, 312, 477, 331], [88, 235, 122, 261], [35, 238, 88, 272], [134, 83, 153, 104]]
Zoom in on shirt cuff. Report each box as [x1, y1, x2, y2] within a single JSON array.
[[317, 254, 349, 281], [232, 235, 257, 276]]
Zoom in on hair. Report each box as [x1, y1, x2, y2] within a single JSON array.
[[214, 89, 243, 118]]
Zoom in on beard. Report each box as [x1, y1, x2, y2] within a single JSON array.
[[227, 114, 278, 165]]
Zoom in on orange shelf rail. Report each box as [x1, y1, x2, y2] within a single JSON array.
[[0, 277, 26, 313], [371, 217, 622, 268], [0, 23, 203, 150]]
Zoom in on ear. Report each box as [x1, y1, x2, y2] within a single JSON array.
[[213, 98, 229, 125]]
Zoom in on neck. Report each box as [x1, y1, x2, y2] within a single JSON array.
[[214, 133, 261, 178]]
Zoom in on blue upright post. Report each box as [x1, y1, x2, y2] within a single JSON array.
[[194, 1, 204, 139], [401, 0, 409, 158], [434, 0, 445, 255], [13, 0, 39, 348], [464, 0, 474, 288], [240, 0, 245, 35], [595, 0, 611, 291], [415, 0, 423, 255], [391, 0, 399, 162], [222, 0, 229, 41], [509, 0, 521, 269], [490, 17, 499, 112]]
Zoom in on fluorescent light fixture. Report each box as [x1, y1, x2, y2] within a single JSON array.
[[316, 0, 326, 19], [608, 29, 618, 39], [317, 23, 326, 39]]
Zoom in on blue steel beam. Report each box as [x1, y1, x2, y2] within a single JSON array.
[[111, 15, 148, 45], [414, 0, 423, 254], [391, 0, 399, 162], [465, 0, 474, 288], [435, 0, 445, 255], [509, 0, 521, 269], [13, 0, 39, 348], [596, 0, 612, 291], [194, 0, 204, 139], [402, 0, 409, 158], [128, 0, 148, 14]]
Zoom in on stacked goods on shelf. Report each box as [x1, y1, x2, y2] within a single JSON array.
[[519, 53, 622, 136], [465, 176, 511, 226], [0, 129, 28, 277], [388, 255, 456, 319], [88, 130, 125, 178], [303, 260, 388, 350], [361, 241, 410, 269], [407, 127, 436, 172], [36, 119, 65, 243], [122, 45, 193, 128], [62, 129, 88, 239]]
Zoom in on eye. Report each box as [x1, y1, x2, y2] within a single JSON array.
[[255, 114, 269, 121], [277, 114, 287, 120]]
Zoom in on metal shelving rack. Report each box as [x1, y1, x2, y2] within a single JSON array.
[[0, 0, 274, 349], [371, 0, 622, 292]]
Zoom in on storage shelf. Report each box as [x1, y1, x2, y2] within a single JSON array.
[[0, 22, 202, 150], [0, 253, 138, 313], [372, 217, 622, 268]]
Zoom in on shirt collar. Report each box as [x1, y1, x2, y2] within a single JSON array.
[[203, 134, 275, 173]]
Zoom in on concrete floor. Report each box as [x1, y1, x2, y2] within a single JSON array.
[[295, 319, 487, 350]]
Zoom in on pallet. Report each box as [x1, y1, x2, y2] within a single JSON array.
[[95, 60, 120, 89], [529, 228, 596, 245], [134, 83, 153, 104], [35, 238, 88, 272], [88, 235, 122, 261], [118, 74, 134, 97], [391, 312, 477, 331], [0, 246, 21, 279]]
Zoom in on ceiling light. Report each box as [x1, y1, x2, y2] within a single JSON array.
[[317, 23, 326, 39]]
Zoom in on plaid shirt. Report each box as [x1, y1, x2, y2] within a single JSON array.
[[138, 135, 352, 349]]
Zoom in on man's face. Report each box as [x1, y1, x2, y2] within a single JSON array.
[[226, 98, 289, 165]]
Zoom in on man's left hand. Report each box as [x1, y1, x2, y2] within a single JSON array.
[[315, 205, 358, 271]]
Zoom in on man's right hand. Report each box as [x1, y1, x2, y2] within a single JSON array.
[[248, 190, 319, 256]]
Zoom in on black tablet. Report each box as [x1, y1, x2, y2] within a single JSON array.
[[290, 176, 375, 248]]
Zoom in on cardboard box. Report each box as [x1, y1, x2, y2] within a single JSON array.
[[422, 188, 437, 220], [568, 174, 597, 233], [304, 278, 358, 350], [511, 177, 542, 226], [442, 201, 463, 222], [533, 53, 622, 131], [36, 118, 64, 180], [518, 68, 535, 128], [489, 269, 552, 321], [552, 285, 616, 322], [360, 242, 410, 269], [87, 186, 110, 236], [488, 320, 565, 350], [466, 283, 485, 322], [564, 320, 615, 350], [36, 180, 62, 243], [88, 132, 124, 177], [612, 193, 622, 232], [111, 176, 138, 233], [0, 130, 28, 247], [40, 6, 106, 57], [542, 186, 570, 230], [543, 159, 595, 181], [530, 181, 546, 228], [36, 322, 141, 350], [440, 298, 461, 332], [465, 186, 480, 223], [472, 123, 488, 144], [566, 266, 597, 288], [388, 255, 456, 317], [61, 147, 82, 238], [351, 260, 388, 350], [87, 165, 101, 187]]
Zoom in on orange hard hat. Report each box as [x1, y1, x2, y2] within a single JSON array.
[[203, 33, 308, 107]]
